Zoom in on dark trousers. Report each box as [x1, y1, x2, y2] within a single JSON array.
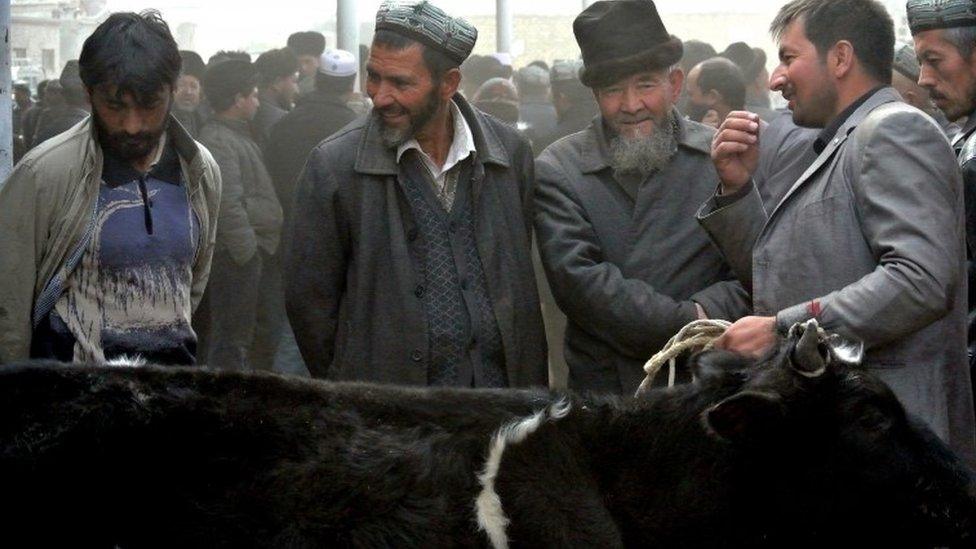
[[207, 249, 263, 371], [250, 251, 287, 371]]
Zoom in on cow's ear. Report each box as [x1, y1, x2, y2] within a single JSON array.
[[703, 391, 786, 444]]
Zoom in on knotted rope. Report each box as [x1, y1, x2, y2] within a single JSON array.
[[635, 319, 731, 396]]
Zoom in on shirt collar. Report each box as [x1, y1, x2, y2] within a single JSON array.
[[396, 100, 476, 174], [813, 86, 885, 154]]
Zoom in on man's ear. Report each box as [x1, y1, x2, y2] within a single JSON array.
[[669, 67, 685, 100], [830, 40, 856, 79], [704, 88, 722, 108], [703, 391, 786, 444], [441, 67, 462, 100]]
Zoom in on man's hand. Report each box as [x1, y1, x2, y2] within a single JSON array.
[[711, 111, 762, 195], [713, 315, 777, 357]]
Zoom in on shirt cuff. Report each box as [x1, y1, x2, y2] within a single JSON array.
[[775, 300, 822, 334], [714, 180, 756, 209]]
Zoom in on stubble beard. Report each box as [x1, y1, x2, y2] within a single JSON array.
[[607, 110, 678, 179], [94, 106, 170, 162], [376, 87, 443, 149]]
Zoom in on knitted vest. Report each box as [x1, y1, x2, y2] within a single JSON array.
[[399, 152, 507, 388]]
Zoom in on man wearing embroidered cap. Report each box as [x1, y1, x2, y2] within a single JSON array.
[[284, 1, 547, 389], [909, 0, 976, 396], [534, 0, 751, 394]]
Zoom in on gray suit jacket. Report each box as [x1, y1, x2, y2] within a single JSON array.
[[697, 88, 976, 466]]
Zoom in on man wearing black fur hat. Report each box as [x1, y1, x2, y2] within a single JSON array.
[[287, 31, 326, 97], [285, 0, 547, 388], [534, 0, 750, 395]]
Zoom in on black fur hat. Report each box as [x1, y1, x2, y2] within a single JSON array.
[[574, 0, 683, 89], [179, 50, 206, 80], [287, 31, 326, 57]]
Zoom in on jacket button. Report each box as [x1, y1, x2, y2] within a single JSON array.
[[407, 228, 419, 241], [415, 284, 425, 298], [411, 349, 424, 362], [448, 221, 458, 233], [461, 278, 469, 290]]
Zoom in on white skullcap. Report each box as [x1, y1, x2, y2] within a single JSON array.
[[319, 49, 357, 77]]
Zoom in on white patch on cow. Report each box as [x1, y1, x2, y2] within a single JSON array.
[[475, 399, 572, 549], [105, 355, 147, 367], [829, 338, 864, 365]]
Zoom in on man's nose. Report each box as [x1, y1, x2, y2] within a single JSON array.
[[620, 86, 642, 113], [769, 65, 788, 92]]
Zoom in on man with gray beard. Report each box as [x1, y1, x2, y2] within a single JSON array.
[[534, 0, 751, 395], [283, 0, 547, 388]]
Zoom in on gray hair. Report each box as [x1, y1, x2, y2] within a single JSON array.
[[943, 26, 976, 59]]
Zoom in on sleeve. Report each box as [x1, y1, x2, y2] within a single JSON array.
[[696, 181, 767, 289], [0, 161, 46, 363], [283, 146, 349, 378], [775, 111, 963, 348], [691, 279, 753, 322], [189, 145, 222, 313], [205, 139, 257, 265], [533, 155, 699, 360]]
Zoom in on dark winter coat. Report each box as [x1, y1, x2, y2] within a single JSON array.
[[265, 92, 357, 227], [534, 114, 751, 394], [284, 95, 548, 387]]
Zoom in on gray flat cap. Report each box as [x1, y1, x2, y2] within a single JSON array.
[[893, 44, 921, 81], [907, 0, 976, 33], [375, 0, 477, 65]]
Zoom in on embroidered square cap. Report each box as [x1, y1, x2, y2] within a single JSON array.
[[907, 0, 976, 33], [375, 0, 477, 65]]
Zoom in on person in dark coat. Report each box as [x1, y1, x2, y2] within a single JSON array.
[[266, 48, 357, 230], [515, 65, 557, 147], [287, 31, 326, 98], [909, 0, 976, 428], [253, 48, 299, 147], [285, 0, 547, 388], [533, 60, 598, 153], [173, 50, 207, 137], [31, 60, 89, 147], [534, 0, 751, 395], [721, 42, 776, 122]]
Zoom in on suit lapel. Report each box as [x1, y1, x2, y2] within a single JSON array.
[[764, 87, 902, 225]]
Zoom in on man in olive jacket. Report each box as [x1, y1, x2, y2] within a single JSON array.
[[0, 12, 221, 365], [199, 59, 283, 371], [285, 1, 547, 388]]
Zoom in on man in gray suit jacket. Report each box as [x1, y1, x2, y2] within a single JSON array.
[[700, 0, 976, 466]]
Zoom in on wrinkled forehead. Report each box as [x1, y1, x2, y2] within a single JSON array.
[[913, 27, 968, 59], [92, 82, 170, 106]]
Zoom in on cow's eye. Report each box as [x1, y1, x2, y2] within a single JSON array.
[[858, 407, 892, 433]]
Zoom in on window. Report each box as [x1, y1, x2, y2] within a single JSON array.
[[42, 49, 55, 74], [12, 48, 26, 60]]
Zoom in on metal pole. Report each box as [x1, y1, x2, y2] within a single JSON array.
[[0, 0, 11, 180], [336, 0, 359, 74], [496, 0, 512, 54]]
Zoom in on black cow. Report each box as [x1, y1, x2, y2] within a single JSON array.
[[0, 320, 973, 548]]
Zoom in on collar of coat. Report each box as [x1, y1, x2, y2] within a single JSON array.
[[579, 109, 713, 174], [353, 93, 511, 175]]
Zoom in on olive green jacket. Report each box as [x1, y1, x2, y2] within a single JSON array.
[[0, 115, 222, 363]]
